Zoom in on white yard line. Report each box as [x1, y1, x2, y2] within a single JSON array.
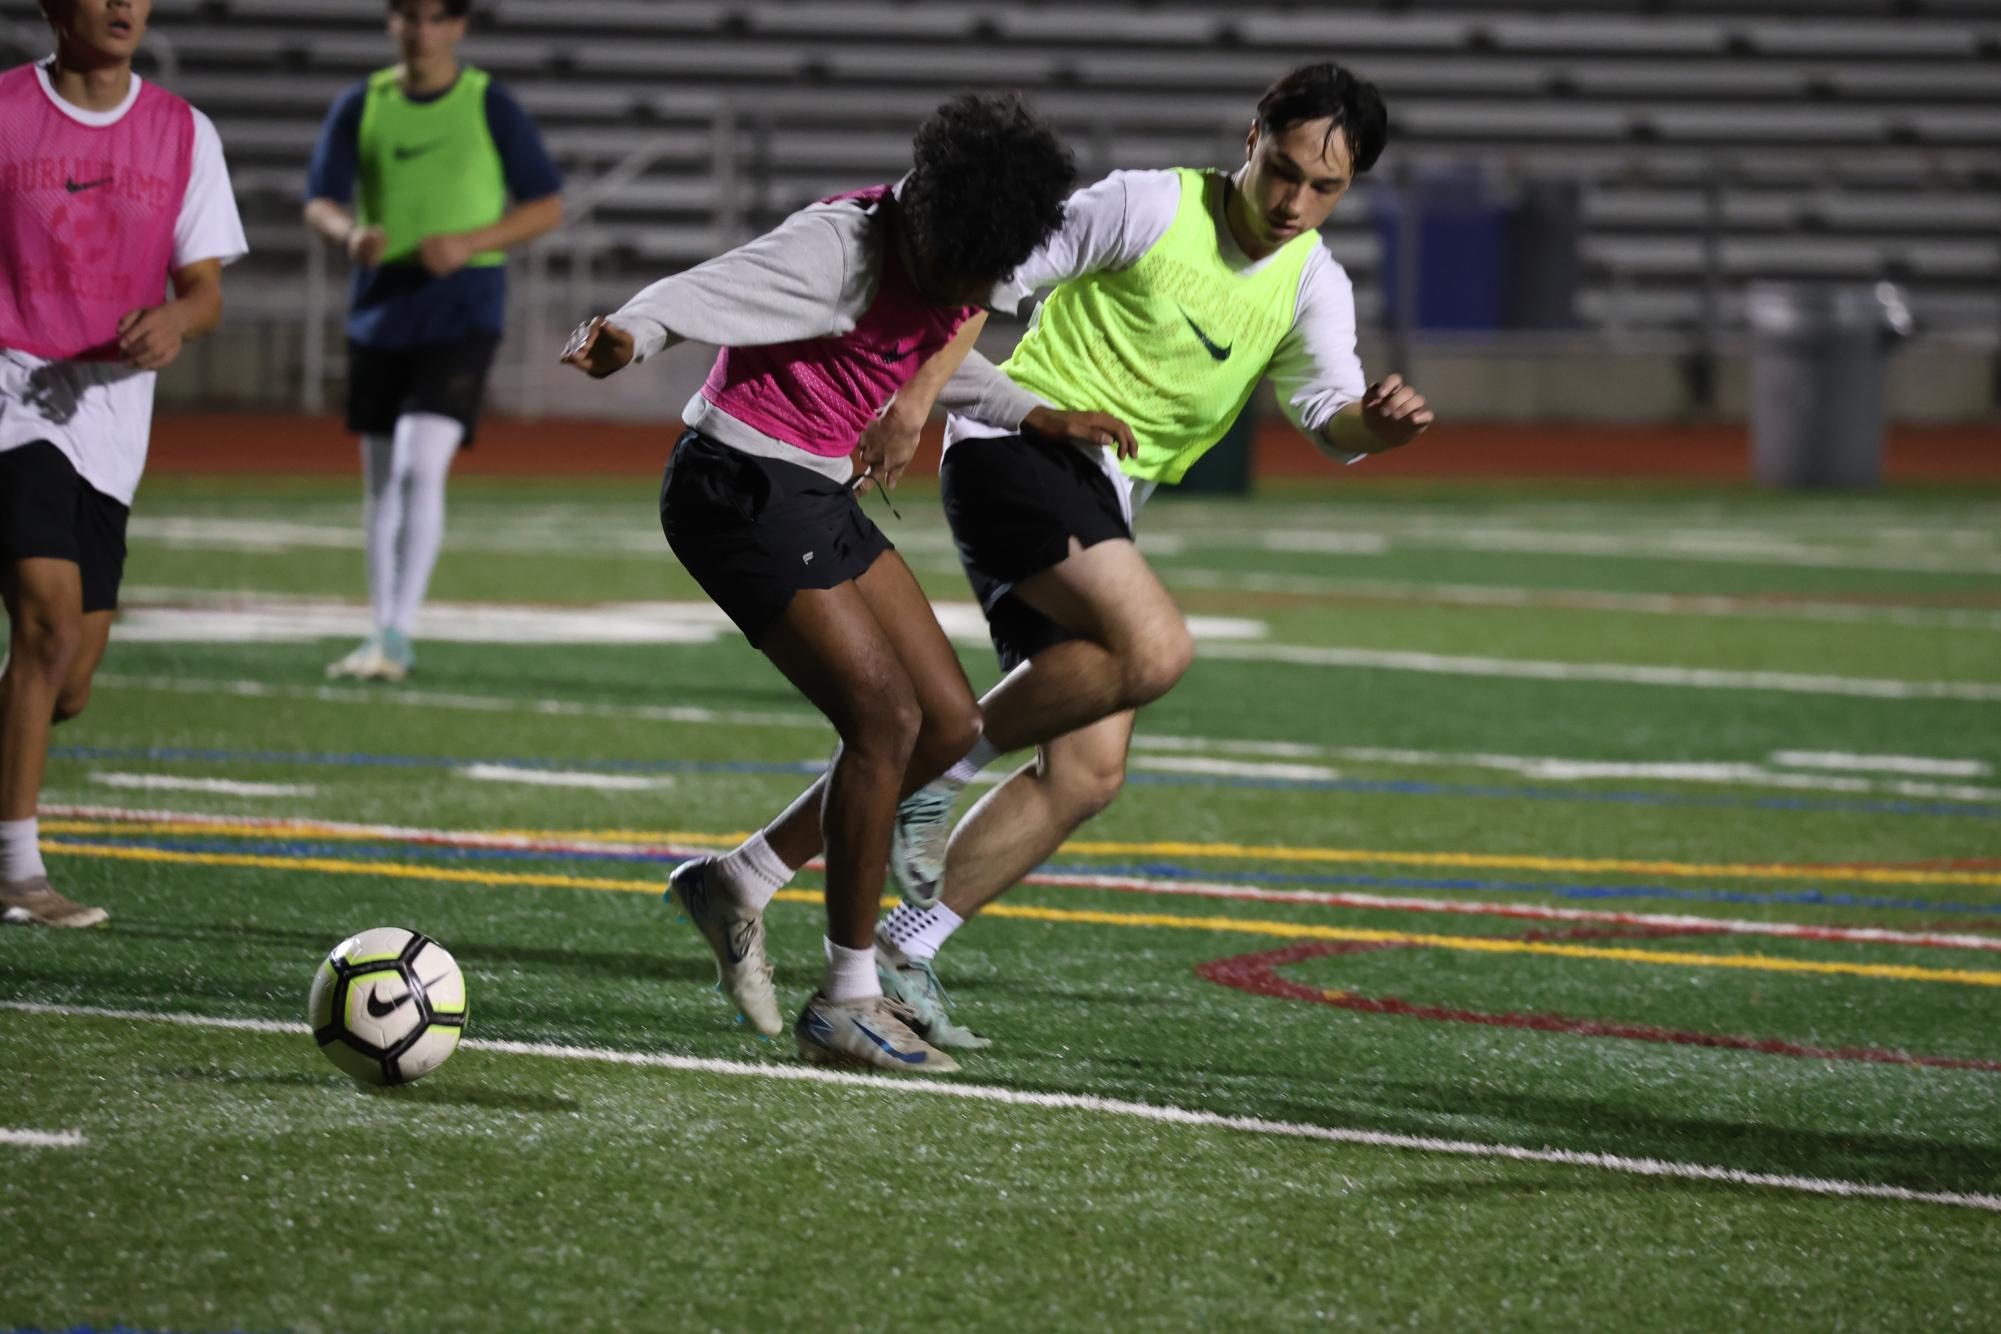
[[1199, 642, 2001, 702], [108, 598, 1264, 648], [1162, 569, 2001, 633], [6, 1001, 1995, 1214], [90, 772, 317, 798], [1770, 751, 1993, 779], [0, 1127, 85, 1149], [1133, 756, 1346, 783], [130, 512, 2001, 574], [459, 764, 669, 792], [1244, 525, 2001, 576]]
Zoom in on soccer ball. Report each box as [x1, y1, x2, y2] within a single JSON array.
[[308, 927, 468, 1086]]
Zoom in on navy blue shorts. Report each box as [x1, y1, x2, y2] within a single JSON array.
[[346, 333, 500, 446]]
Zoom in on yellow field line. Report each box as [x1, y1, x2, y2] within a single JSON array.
[[505, 827, 2001, 889], [48, 841, 2001, 988], [51, 841, 651, 894], [46, 817, 2001, 889]]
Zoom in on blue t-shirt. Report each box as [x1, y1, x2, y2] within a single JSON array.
[[306, 73, 562, 348]]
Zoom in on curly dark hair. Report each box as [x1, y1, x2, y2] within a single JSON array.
[[901, 93, 1076, 289], [388, 0, 474, 16], [1256, 63, 1389, 174]]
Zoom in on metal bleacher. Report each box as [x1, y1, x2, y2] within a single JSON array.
[[2, 0, 1996, 409]]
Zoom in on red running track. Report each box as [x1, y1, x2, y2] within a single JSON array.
[[148, 413, 2001, 481]]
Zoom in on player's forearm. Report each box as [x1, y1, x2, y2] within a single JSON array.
[[457, 194, 563, 256], [1319, 403, 1383, 457], [881, 313, 987, 428], [303, 197, 358, 247], [168, 264, 225, 343], [937, 350, 1047, 430]]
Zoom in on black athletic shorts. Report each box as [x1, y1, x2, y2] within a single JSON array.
[[0, 441, 131, 613], [659, 430, 894, 647], [938, 432, 1133, 672], [346, 333, 501, 445]]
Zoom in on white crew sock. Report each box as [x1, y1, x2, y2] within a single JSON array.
[[943, 736, 1001, 787], [712, 830, 795, 911], [0, 818, 46, 882], [881, 901, 963, 962], [822, 939, 882, 1003], [386, 412, 463, 636]]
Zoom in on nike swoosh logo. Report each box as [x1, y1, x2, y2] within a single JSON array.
[[365, 985, 415, 1018], [677, 865, 745, 963], [393, 141, 445, 162], [853, 1019, 928, 1063], [65, 177, 112, 194], [1180, 310, 1232, 361]]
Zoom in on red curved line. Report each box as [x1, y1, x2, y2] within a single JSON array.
[[1195, 929, 2001, 1075]]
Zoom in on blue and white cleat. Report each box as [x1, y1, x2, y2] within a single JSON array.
[[793, 992, 959, 1074], [887, 779, 957, 907], [379, 627, 416, 680], [875, 928, 990, 1050], [667, 857, 782, 1036]]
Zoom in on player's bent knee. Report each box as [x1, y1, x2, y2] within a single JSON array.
[[843, 681, 924, 765], [922, 703, 982, 766], [52, 683, 90, 724], [1056, 757, 1126, 821], [10, 614, 83, 685], [1121, 623, 1195, 707]]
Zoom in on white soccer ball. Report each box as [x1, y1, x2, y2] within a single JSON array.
[[308, 927, 468, 1086]]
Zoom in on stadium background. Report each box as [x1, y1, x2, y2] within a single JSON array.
[[6, 5, 2001, 1330], [2, 0, 1995, 479]]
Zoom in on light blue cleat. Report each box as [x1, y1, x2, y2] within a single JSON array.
[[887, 779, 957, 907], [874, 926, 991, 1050]]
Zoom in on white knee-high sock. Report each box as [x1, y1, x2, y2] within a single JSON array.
[[387, 412, 463, 636], [359, 433, 399, 634]]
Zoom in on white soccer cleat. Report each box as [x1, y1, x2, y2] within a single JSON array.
[[888, 779, 957, 908], [326, 633, 410, 682], [1, 876, 108, 928], [794, 991, 959, 1074], [667, 857, 782, 1036], [327, 636, 390, 681]]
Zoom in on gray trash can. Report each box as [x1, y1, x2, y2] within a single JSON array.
[[1746, 281, 1912, 489]]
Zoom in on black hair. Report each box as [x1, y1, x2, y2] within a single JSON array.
[[387, 0, 473, 16], [1256, 63, 1389, 175], [901, 92, 1076, 287]]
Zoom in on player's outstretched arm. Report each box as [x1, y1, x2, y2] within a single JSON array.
[[1322, 373, 1435, 455], [117, 258, 224, 372], [558, 316, 636, 379]]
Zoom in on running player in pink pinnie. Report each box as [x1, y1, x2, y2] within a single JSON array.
[[0, 0, 247, 928]]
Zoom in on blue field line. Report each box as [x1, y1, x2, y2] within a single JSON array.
[[51, 744, 2001, 820], [47, 835, 2001, 919]]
